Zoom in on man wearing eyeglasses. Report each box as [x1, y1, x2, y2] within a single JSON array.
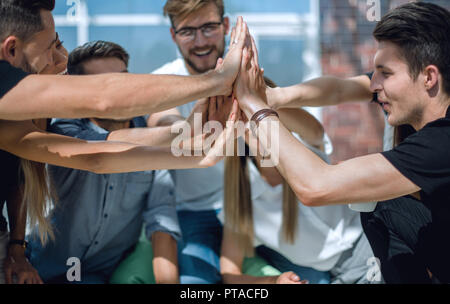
[[147, 0, 230, 284]]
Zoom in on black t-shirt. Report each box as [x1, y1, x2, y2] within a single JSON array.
[[381, 106, 450, 280], [0, 60, 28, 231], [382, 106, 450, 212]]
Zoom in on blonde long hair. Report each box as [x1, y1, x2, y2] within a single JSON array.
[[224, 141, 298, 257], [19, 120, 57, 244]]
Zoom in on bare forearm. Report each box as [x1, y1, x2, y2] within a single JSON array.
[[6, 188, 26, 240], [152, 232, 179, 284], [278, 108, 325, 149], [268, 76, 372, 109], [0, 71, 224, 121], [107, 125, 178, 147], [0, 124, 214, 174], [254, 115, 420, 206], [93, 147, 214, 173]]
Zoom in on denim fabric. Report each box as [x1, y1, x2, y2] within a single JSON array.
[[177, 209, 223, 284], [255, 245, 331, 284]]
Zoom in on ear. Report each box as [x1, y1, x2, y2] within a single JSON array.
[[1, 36, 21, 65], [223, 16, 230, 35], [170, 27, 177, 43], [423, 65, 439, 91]]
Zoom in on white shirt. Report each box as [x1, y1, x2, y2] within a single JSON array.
[[152, 58, 224, 211], [218, 137, 363, 271]]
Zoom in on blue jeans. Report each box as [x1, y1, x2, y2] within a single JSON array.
[[256, 246, 331, 284], [177, 209, 223, 284]]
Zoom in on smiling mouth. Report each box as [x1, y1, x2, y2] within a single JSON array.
[[193, 49, 213, 57]]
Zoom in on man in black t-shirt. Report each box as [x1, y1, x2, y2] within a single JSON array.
[[234, 2, 450, 284], [0, 1, 247, 122], [0, 62, 28, 216]]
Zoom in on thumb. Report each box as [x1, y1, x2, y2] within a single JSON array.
[[289, 272, 300, 282], [215, 57, 224, 70]]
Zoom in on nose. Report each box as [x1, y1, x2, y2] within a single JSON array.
[[369, 72, 383, 93], [193, 29, 208, 47]]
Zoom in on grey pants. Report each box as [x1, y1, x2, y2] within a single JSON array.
[[330, 233, 384, 284]]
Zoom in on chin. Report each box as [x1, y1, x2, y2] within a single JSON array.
[[387, 116, 407, 127]]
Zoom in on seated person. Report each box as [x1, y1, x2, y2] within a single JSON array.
[[27, 41, 183, 284], [220, 79, 378, 284]]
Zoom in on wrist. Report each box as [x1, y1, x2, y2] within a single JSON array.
[[208, 69, 229, 97], [267, 87, 281, 110], [7, 245, 26, 259], [241, 97, 270, 119]]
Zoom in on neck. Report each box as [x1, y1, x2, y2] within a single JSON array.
[[411, 98, 450, 130], [90, 118, 131, 132]]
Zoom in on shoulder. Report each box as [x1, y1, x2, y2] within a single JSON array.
[[381, 122, 450, 194], [0, 61, 29, 98], [384, 123, 449, 162]]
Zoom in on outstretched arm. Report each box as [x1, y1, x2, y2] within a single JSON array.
[[235, 39, 420, 207], [267, 75, 373, 110], [108, 96, 217, 147], [0, 109, 238, 173], [277, 108, 325, 151], [0, 18, 249, 121]]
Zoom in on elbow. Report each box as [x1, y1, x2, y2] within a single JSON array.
[[93, 77, 120, 119], [94, 92, 115, 119], [293, 183, 329, 207]]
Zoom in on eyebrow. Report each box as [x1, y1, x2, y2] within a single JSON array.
[[175, 21, 222, 31], [376, 64, 392, 70]]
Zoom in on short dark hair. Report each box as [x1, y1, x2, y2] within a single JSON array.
[[68, 40, 130, 75], [373, 2, 450, 96], [0, 0, 55, 42]]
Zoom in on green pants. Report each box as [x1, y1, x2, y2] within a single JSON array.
[[110, 235, 280, 284]]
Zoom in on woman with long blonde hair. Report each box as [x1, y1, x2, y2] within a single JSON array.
[[220, 79, 373, 284]]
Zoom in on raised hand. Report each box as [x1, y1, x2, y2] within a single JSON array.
[[233, 35, 269, 120], [214, 16, 251, 97], [207, 95, 234, 128], [201, 98, 240, 166], [179, 93, 239, 157]]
